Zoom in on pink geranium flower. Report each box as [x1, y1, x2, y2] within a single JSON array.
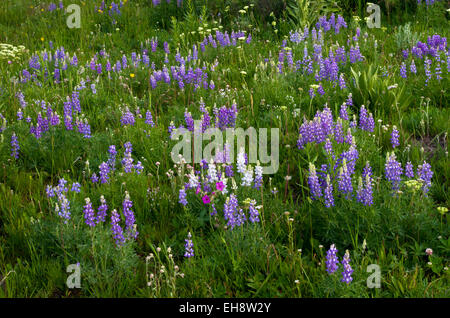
[[202, 195, 211, 204], [216, 181, 225, 192]]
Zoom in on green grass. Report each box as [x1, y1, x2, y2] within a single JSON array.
[[0, 0, 449, 298]]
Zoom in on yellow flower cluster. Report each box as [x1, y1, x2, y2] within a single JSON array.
[[404, 179, 422, 192], [437, 207, 448, 215]]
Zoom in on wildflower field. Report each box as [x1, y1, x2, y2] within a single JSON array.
[[0, 0, 449, 298]]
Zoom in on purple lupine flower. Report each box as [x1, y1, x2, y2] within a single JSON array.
[[224, 194, 245, 230], [424, 58, 432, 86], [345, 128, 353, 145], [324, 138, 334, 157], [211, 203, 217, 216], [134, 161, 144, 175], [225, 165, 234, 178], [179, 188, 188, 206], [359, 105, 368, 130], [308, 163, 322, 200], [317, 164, 329, 191], [317, 83, 325, 95], [201, 112, 211, 133], [184, 232, 194, 258], [91, 173, 99, 183], [10, 133, 19, 159], [400, 62, 407, 79], [111, 209, 125, 246], [253, 163, 263, 190], [324, 175, 334, 207], [96, 196, 108, 224], [58, 195, 71, 223], [163, 42, 170, 55], [341, 250, 353, 284], [326, 244, 339, 274], [435, 56, 442, 81], [83, 198, 96, 227], [122, 142, 134, 173], [71, 91, 81, 113], [63, 100, 73, 130], [366, 113, 375, 132], [16, 91, 27, 108], [405, 162, 414, 178], [121, 55, 128, 69], [357, 174, 373, 206], [123, 191, 138, 239], [349, 45, 363, 63], [145, 110, 155, 127], [120, 108, 135, 126], [248, 200, 260, 223], [71, 182, 81, 193], [410, 59, 417, 74], [168, 121, 176, 138], [184, 110, 194, 132], [99, 162, 110, 184], [108, 145, 117, 170], [363, 162, 373, 181], [346, 94, 353, 107], [57, 178, 69, 194], [337, 160, 353, 197], [335, 144, 359, 176], [417, 161, 433, 194], [339, 102, 349, 120], [334, 119, 344, 144], [124, 141, 132, 154], [339, 73, 346, 89], [385, 153, 403, 191], [215, 104, 238, 131], [391, 126, 400, 148]]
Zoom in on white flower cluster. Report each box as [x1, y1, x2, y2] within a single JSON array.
[[0, 43, 26, 61]]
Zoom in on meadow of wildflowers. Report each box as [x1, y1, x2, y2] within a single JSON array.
[[0, 0, 448, 298]]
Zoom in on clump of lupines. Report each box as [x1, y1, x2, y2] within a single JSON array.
[[298, 99, 432, 207], [46, 178, 75, 223], [176, 147, 261, 230]]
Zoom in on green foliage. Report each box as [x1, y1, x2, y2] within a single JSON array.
[[286, 0, 341, 29], [0, 0, 448, 299], [349, 64, 413, 120]]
